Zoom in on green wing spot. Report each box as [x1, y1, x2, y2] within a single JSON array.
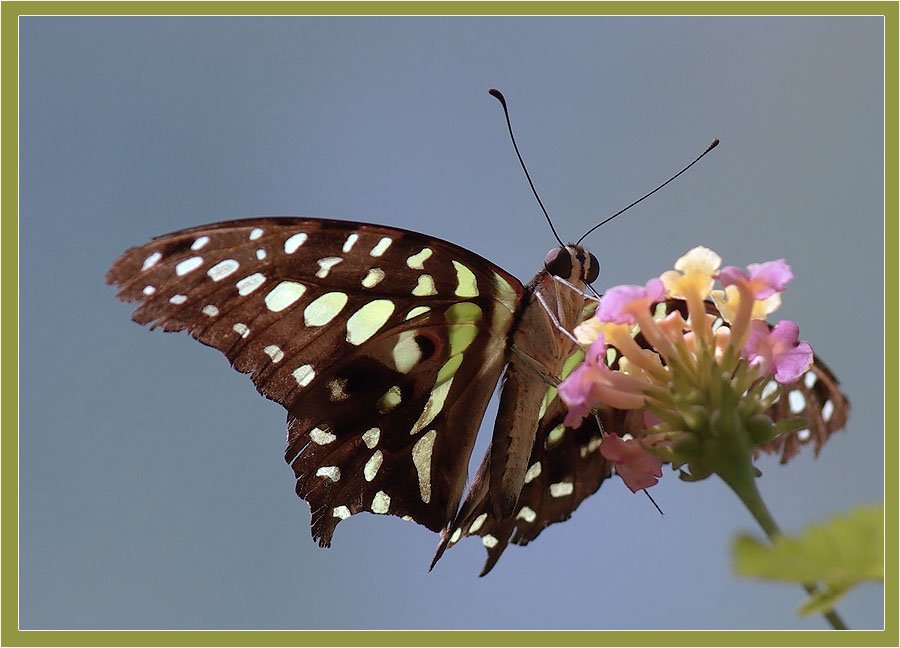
[[540, 349, 585, 417], [437, 354, 464, 385], [561, 349, 585, 379], [445, 301, 482, 323], [449, 324, 478, 356], [452, 261, 479, 297]]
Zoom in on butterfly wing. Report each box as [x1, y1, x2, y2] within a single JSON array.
[[755, 355, 849, 463], [431, 394, 648, 576], [107, 217, 525, 544]]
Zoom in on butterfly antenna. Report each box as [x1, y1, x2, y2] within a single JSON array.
[[490, 89, 565, 248], [576, 138, 719, 245]]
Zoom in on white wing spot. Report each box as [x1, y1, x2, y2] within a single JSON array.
[[249, 227, 264, 241], [142, 285, 156, 296], [342, 233, 359, 253], [362, 268, 385, 288], [804, 371, 818, 389], [236, 272, 266, 295], [369, 237, 392, 257], [761, 380, 779, 401], [191, 236, 210, 251], [315, 466, 340, 482], [362, 427, 380, 449], [327, 378, 349, 402], [201, 304, 219, 317], [412, 274, 437, 296], [256, 248, 267, 260], [580, 436, 603, 458], [406, 247, 433, 269], [309, 426, 335, 445], [524, 462, 542, 484], [371, 490, 391, 514], [401, 515, 413, 522], [208, 259, 240, 282], [292, 364, 315, 387], [304, 292, 349, 326], [517, 506, 537, 523], [412, 429, 437, 503], [142, 251, 162, 271], [482, 535, 499, 549], [788, 390, 806, 413], [169, 294, 187, 305], [364, 450, 383, 482], [468, 513, 487, 534], [263, 345, 284, 363], [332, 506, 351, 520], [346, 300, 395, 345], [265, 281, 307, 312], [232, 323, 250, 338], [822, 399, 835, 422], [606, 347, 618, 366], [175, 256, 203, 276], [284, 232, 308, 253], [550, 481, 574, 498], [449, 528, 462, 543], [797, 428, 811, 441], [316, 256, 343, 278], [377, 385, 402, 413], [451, 260, 479, 297], [405, 306, 431, 320]]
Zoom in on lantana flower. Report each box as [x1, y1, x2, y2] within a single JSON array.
[[561, 246, 814, 492], [560, 247, 846, 630]]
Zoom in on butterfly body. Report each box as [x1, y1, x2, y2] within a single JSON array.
[[108, 217, 848, 575]]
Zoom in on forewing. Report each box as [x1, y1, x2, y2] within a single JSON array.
[[107, 217, 524, 544]]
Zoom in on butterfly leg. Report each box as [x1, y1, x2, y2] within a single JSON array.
[[552, 275, 601, 303], [532, 289, 580, 345]]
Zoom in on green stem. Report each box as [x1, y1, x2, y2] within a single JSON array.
[[715, 451, 848, 630]]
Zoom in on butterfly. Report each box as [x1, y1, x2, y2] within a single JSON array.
[[107, 216, 849, 575]]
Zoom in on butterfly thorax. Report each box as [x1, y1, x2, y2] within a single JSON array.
[[486, 244, 596, 519]]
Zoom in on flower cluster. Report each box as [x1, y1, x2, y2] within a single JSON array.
[[559, 246, 814, 492]]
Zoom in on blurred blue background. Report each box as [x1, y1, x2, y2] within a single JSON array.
[[19, 16, 884, 630]]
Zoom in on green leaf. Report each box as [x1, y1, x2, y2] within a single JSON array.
[[733, 504, 883, 615]]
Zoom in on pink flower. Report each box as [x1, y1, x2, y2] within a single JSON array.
[[599, 434, 664, 493], [597, 278, 666, 324], [742, 319, 813, 384], [718, 259, 794, 299], [557, 336, 645, 427]]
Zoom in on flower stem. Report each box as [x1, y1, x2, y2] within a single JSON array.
[[715, 449, 848, 630]]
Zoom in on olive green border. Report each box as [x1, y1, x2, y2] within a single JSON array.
[[2, 2, 896, 646]]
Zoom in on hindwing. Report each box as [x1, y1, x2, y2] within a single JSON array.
[[107, 217, 525, 544]]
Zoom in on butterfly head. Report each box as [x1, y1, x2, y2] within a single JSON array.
[[544, 245, 600, 285]]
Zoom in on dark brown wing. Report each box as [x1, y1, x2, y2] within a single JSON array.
[[107, 217, 525, 544], [430, 395, 645, 576]]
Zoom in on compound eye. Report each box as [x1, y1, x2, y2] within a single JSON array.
[[544, 247, 573, 278], [584, 253, 600, 283]]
